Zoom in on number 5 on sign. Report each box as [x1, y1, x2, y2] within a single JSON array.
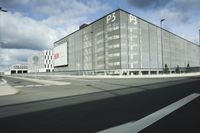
[[129, 15, 137, 25], [107, 12, 116, 24]]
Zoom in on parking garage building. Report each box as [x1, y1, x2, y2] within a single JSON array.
[[53, 9, 200, 75]]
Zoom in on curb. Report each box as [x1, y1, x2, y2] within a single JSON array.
[[0, 79, 19, 96], [7, 76, 71, 86]]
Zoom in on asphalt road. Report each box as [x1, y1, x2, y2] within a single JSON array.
[[0, 76, 200, 133], [0, 76, 195, 106], [4, 76, 43, 86]]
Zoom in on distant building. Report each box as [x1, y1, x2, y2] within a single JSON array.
[[28, 50, 54, 73], [0, 71, 4, 75], [8, 64, 28, 75]]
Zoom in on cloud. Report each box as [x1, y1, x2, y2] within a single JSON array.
[[38, 0, 110, 32], [0, 49, 39, 71], [0, 0, 29, 8], [127, 0, 200, 11], [127, 0, 200, 24], [0, 0, 111, 70], [170, 0, 200, 13], [159, 8, 189, 24], [126, 0, 200, 45], [33, 0, 108, 16], [126, 0, 172, 9], [1, 12, 58, 50], [0, 0, 110, 51], [184, 35, 199, 44]]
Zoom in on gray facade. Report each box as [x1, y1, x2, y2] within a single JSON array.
[[54, 9, 200, 75], [9, 64, 28, 75], [28, 50, 54, 73]]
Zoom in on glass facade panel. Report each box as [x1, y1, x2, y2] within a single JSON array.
[[74, 30, 83, 70], [149, 24, 158, 69], [120, 11, 128, 69], [140, 20, 150, 68], [104, 11, 120, 69], [128, 12, 140, 69], [93, 19, 105, 70], [83, 26, 93, 70], [68, 34, 75, 70], [163, 30, 171, 67]]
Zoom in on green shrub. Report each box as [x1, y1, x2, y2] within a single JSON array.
[[175, 65, 180, 73]]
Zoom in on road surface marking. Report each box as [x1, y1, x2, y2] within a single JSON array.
[[15, 85, 44, 88], [14, 83, 69, 88], [15, 85, 25, 88], [98, 93, 200, 133], [2, 79, 7, 84], [26, 85, 35, 87], [8, 76, 71, 86], [34, 84, 43, 87], [68, 78, 100, 82], [0, 78, 7, 85]]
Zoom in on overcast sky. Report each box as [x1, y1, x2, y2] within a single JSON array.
[[0, 0, 200, 71]]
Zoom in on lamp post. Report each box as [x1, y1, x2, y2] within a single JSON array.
[[160, 19, 165, 69], [199, 29, 200, 45], [0, 7, 7, 12], [0, 7, 7, 60]]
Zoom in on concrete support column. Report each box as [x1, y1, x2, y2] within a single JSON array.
[[127, 70, 130, 76], [104, 71, 107, 76], [139, 71, 142, 75], [120, 70, 123, 76], [156, 71, 159, 75]]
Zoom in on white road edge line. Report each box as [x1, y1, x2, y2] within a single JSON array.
[[2, 78, 7, 84], [15, 85, 45, 88], [98, 93, 200, 133], [34, 85, 43, 87], [15, 86, 25, 88]]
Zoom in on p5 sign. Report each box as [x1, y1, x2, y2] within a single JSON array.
[[106, 12, 116, 24], [106, 11, 137, 25]]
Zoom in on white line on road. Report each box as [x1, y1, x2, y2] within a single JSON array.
[[2, 79, 7, 84], [98, 93, 200, 133], [68, 78, 100, 82], [15, 85, 44, 88], [14, 85, 25, 88], [26, 85, 36, 87], [34, 84, 43, 87]]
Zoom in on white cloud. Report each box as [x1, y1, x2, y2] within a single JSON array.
[[159, 8, 189, 24], [40, 0, 110, 35], [0, 49, 39, 71], [1, 12, 58, 50], [33, 0, 109, 17], [0, 0, 111, 71], [186, 35, 199, 44], [1, 0, 110, 49]]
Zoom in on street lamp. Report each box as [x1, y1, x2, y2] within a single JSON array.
[[0, 7, 8, 60], [199, 29, 200, 45], [160, 19, 165, 69], [0, 7, 7, 12]]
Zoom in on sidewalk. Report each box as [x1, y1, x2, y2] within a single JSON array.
[[0, 79, 18, 96], [8, 76, 71, 85], [22, 72, 200, 79]]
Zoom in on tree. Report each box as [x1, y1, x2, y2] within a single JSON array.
[[186, 63, 190, 73], [163, 64, 170, 74], [176, 65, 180, 73]]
